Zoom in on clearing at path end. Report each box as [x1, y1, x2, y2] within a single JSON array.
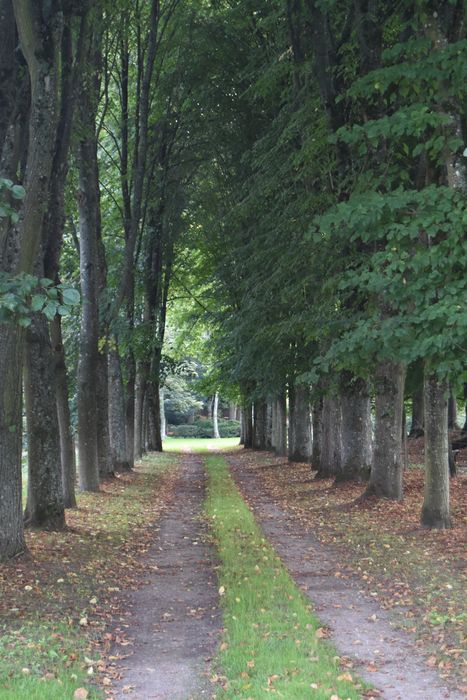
[[111, 454, 220, 700]]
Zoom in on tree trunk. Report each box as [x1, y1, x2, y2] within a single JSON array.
[[147, 378, 162, 451], [421, 373, 451, 528], [108, 346, 130, 472], [253, 401, 267, 449], [316, 395, 342, 478], [366, 362, 405, 500], [76, 131, 100, 491], [228, 402, 237, 421], [265, 400, 273, 449], [288, 383, 312, 462], [0, 325, 26, 560], [337, 373, 372, 481], [124, 345, 136, 468], [160, 387, 166, 441], [448, 390, 458, 430], [409, 386, 424, 437], [51, 315, 76, 507], [96, 348, 113, 477], [463, 383, 467, 432], [134, 365, 147, 460], [287, 384, 295, 457], [273, 392, 287, 456], [213, 391, 220, 438], [311, 397, 323, 472], [0, 0, 62, 558], [242, 404, 254, 448], [24, 313, 65, 529]]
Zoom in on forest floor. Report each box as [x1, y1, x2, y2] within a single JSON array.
[[0, 440, 465, 700], [0, 453, 179, 699]]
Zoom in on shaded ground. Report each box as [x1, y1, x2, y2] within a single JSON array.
[[227, 450, 466, 700], [110, 454, 220, 700], [0, 455, 177, 698]]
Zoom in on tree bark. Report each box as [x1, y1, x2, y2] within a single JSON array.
[[337, 373, 372, 481], [265, 400, 273, 449], [134, 365, 147, 460], [316, 394, 342, 478], [213, 391, 220, 438], [273, 391, 287, 456], [228, 402, 237, 421], [160, 386, 167, 441], [448, 389, 458, 430], [0, 325, 25, 560], [311, 397, 323, 472], [0, 0, 62, 559], [409, 386, 424, 437], [108, 346, 130, 472], [76, 130, 100, 491], [366, 362, 405, 500], [24, 313, 65, 528], [96, 347, 113, 478], [288, 383, 312, 462], [253, 400, 267, 449], [421, 373, 452, 528], [50, 315, 76, 507], [242, 404, 254, 448]]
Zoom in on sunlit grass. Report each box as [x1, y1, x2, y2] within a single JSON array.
[[163, 436, 240, 453], [204, 455, 367, 699]]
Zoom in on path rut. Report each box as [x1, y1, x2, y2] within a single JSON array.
[[228, 454, 463, 700], [112, 455, 219, 700]]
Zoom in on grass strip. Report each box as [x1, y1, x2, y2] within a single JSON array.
[[0, 453, 177, 699], [204, 455, 367, 700], [163, 437, 241, 453]]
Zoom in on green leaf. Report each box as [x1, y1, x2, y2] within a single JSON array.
[[10, 185, 25, 200]]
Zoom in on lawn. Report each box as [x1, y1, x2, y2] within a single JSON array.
[[204, 454, 368, 699], [163, 436, 241, 452]]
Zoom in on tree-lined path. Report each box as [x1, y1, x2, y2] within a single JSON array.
[[104, 446, 464, 700], [1, 0, 466, 697]]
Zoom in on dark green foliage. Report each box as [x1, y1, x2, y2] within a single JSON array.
[[169, 419, 240, 439]]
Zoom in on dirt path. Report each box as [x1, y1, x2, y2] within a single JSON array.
[[111, 455, 219, 700], [228, 453, 463, 700]]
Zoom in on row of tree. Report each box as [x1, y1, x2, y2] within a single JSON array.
[[0, 0, 465, 562], [0, 0, 207, 560], [182, 0, 466, 529]]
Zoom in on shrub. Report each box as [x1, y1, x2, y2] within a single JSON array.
[[168, 419, 240, 438]]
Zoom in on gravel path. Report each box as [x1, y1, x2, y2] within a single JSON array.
[[112, 455, 220, 700], [228, 453, 463, 700]]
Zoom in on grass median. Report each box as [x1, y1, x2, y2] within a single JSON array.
[[204, 454, 367, 700]]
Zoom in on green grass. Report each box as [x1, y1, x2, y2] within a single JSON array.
[[204, 455, 367, 700], [0, 621, 100, 699], [163, 436, 240, 453]]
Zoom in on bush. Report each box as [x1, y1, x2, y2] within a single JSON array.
[[168, 419, 240, 438]]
